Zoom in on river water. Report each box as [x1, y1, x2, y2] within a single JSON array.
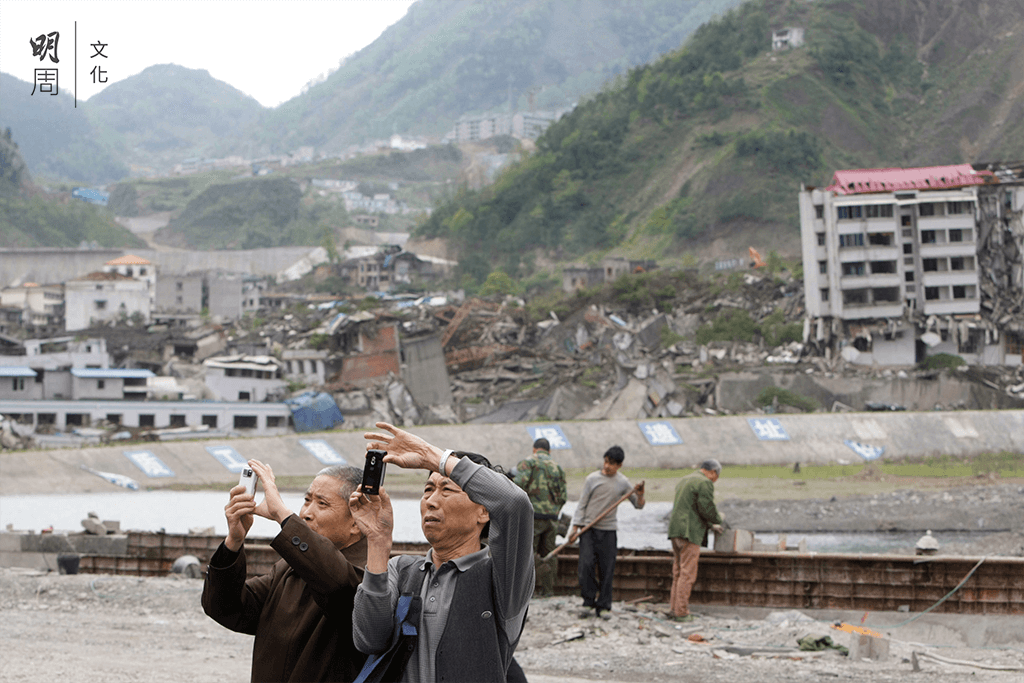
[[0, 492, 992, 553]]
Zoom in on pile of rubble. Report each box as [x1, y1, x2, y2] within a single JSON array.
[[168, 267, 1024, 427]]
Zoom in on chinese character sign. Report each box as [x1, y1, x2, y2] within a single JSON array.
[[124, 450, 175, 478], [527, 425, 571, 450], [299, 439, 346, 465], [844, 440, 884, 461], [748, 418, 790, 441], [24, 23, 113, 104], [29, 31, 60, 63], [638, 421, 683, 446], [205, 445, 249, 472], [90, 39, 108, 83], [32, 68, 58, 96]]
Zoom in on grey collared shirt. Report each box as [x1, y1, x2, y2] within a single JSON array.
[[353, 457, 535, 683]]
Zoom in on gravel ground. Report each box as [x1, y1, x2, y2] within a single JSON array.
[[1, 570, 1021, 683], [2, 483, 1022, 683]]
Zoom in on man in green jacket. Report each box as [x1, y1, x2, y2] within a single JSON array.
[[514, 437, 567, 596], [667, 459, 724, 621]]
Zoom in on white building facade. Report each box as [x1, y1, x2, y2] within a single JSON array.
[[799, 164, 1022, 366]]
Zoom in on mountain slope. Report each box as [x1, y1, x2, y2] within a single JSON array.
[[255, 0, 747, 152], [85, 64, 265, 171], [415, 0, 1024, 282], [0, 73, 129, 184]]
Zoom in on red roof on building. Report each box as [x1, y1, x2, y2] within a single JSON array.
[[825, 164, 992, 195]]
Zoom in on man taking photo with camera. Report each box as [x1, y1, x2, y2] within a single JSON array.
[[348, 422, 534, 683], [202, 459, 369, 682]]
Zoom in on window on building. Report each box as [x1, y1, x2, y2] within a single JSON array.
[[953, 285, 976, 299], [901, 228, 913, 238], [865, 204, 894, 218], [901, 214, 912, 226], [906, 285, 916, 293], [66, 413, 87, 426], [820, 288, 829, 302], [95, 300, 107, 310], [176, 282, 183, 291], [949, 228, 972, 242], [873, 287, 900, 303], [867, 232, 893, 245], [839, 234, 864, 248], [139, 414, 155, 427], [837, 206, 863, 220], [234, 415, 258, 430], [175, 296, 183, 304], [97, 380, 105, 390], [106, 414, 122, 425], [139, 268, 147, 276], [923, 258, 938, 272], [816, 232, 826, 246], [921, 230, 936, 243], [818, 261, 827, 274], [904, 256, 914, 265], [903, 243, 913, 254], [170, 414, 186, 428], [870, 261, 897, 274], [842, 289, 869, 305], [238, 391, 251, 401], [905, 271, 915, 282], [959, 329, 984, 354], [1006, 332, 1024, 356], [814, 205, 824, 219], [950, 256, 974, 271], [202, 415, 218, 428], [918, 203, 936, 216], [12, 378, 24, 391], [925, 287, 941, 300], [842, 262, 866, 276], [947, 201, 971, 215], [37, 413, 56, 425], [267, 416, 285, 428]]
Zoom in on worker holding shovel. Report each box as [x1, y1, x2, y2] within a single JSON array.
[[565, 446, 645, 619]]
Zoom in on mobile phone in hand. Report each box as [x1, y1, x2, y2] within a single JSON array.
[[239, 467, 258, 498], [362, 449, 387, 495]]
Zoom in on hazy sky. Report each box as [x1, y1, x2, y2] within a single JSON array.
[[1, 0, 416, 107]]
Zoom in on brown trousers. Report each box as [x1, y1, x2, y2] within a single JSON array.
[[670, 537, 701, 617]]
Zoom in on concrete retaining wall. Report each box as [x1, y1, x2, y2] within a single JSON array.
[[1, 409, 1021, 495], [0, 246, 319, 286]]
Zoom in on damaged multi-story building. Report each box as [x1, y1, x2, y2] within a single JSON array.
[[799, 162, 1024, 366]]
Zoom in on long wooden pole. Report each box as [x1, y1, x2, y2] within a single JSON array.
[[542, 483, 642, 560]]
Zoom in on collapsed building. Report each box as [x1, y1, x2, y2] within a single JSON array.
[[798, 162, 1024, 367]]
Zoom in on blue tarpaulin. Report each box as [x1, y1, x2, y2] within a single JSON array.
[[284, 391, 345, 432]]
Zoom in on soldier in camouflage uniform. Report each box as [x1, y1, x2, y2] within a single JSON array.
[[513, 437, 567, 596]]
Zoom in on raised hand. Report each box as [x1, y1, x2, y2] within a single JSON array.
[[248, 459, 291, 524], [224, 484, 256, 551], [363, 421, 443, 472], [349, 485, 394, 573]]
